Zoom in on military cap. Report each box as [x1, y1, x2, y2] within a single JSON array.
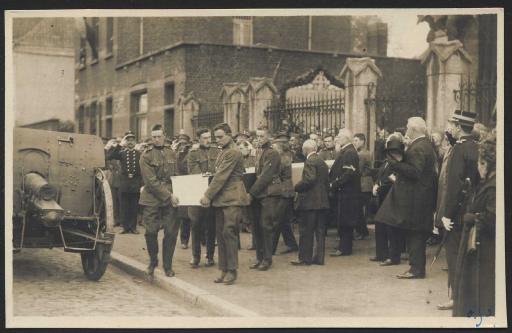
[[234, 129, 251, 140], [449, 110, 477, 126], [124, 130, 136, 139], [178, 133, 191, 142], [273, 131, 290, 142]]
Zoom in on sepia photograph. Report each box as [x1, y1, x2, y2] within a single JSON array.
[[4, 8, 506, 328]]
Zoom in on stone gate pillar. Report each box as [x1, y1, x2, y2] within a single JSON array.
[[421, 36, 472, 132], [176, 92, 199, 137], [340, 57, 382, 153]]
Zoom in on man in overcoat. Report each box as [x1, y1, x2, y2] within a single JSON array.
[[375, 117, 437, 279], [200, 123, 250, 285], [329, 129, 361, 256], [291, 139, 330, 265], [248, 127, 282, 271], [436, 110, 479, 310]]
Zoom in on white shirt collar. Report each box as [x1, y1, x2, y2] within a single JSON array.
[[341, 142, 353, 150], [307, 151, 317, 160]]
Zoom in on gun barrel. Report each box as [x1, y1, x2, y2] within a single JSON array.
[[24, 172, 64, 227]]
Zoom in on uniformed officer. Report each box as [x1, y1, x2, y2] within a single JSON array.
[[187, 128, 219, 268], [176, 133, 192, 249], [106, 131, 142, 234], [318, 135, 337, 161], [248, 127, 282, 271], [139, 124, 180, 277], [200, 123, 250, 285], [436, 110, 479, 311]]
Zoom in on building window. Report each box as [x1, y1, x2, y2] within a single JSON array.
[[89, 101, 98, 135], [97, 102, 103, 136], [90, 17, 100, 63], [233, 17, 253, 46], [78, 105, 85, 133], [164, 83, 175, 137], [79, 37, 87, 69], [106, 17, 114, 56], [105, 96, 113, 138], [131, 91, 148, 140]]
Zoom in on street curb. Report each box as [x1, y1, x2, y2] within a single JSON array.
[[110, 251, 260, 317]]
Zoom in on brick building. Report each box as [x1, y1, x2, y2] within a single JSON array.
[[75, 16, 425, 140]]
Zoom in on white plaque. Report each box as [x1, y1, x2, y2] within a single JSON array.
[[171, 174, 210, 206]]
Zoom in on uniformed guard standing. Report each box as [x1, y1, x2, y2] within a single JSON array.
[[318, 135, 337, 161], [187, 128, 219, 268], [176, 133, 192, 249], [200, 123, 250, 285], [436, 110, 479, 311], [106, 131, 143, 234], [248, 127, 282, 271], [139, 124, 180, 277]]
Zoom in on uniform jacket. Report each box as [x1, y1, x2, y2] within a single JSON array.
[[375, 136, 437, 232], [249, 142, 282, 199], [318, 148, 337, 161], [204, 140, 250, 207], [279, 151, 295, 198], [106, 145, 142, 193], [329, 143, 361, 226], [176, 143, 191, 175], [187, 145, 219, 175], [139, 144, 178, 207], [358, 148, 374, 193], [242, 155, 256, 169], [294, 152, 330, 211], [440, 136, 479, 225]]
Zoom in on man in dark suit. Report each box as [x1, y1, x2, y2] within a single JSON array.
[[106, 131, 142, 234], [319, 135, 337, 161], [291, 139, 330, 266], [248, 127, 282, 271], [187, 128, 219, 268], [200, 123, 250, 285], [375, 117, 437, 279], [436, 110, 479, 310], [329, 129, 361, 256]]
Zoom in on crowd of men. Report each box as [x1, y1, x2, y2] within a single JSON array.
[[103, 110, 496, 316]]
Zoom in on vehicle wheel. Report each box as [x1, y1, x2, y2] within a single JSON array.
[[81, 244, 110, 281]]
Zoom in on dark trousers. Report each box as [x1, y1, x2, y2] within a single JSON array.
[[179, 217, 191, 245], [253, 197, 280, 264], [120, 192, 140, 232], [338, 226, 354, 254], [374, 221, 389, 260], [143, 205, 180, 270], [388, 225, 406, 263], [272, 197, 298, 253], [445, 226, 463, 291], [245, 203, 257, 248], [111, 187, 121, 224], [215, 206, 242, 271], [188, 206, 216, 261], [406, 230, 429, 276], [298, 210, 326, 264], [355, 192, 371, 236]]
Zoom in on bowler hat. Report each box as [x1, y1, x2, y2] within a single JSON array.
[[449, 110, 477, 126], [385, 137, 405, 154]]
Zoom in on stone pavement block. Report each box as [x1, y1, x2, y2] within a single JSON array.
[[112, 224, 452, 317]]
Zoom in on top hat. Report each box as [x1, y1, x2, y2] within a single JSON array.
[[449, 110, 477, 126]]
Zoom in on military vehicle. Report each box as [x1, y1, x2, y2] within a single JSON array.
[[12, 128, 115, 281]]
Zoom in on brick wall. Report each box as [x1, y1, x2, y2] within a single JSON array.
[[311, 16, 352, 53]]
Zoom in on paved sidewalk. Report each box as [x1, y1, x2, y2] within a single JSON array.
[[112, 223, 452, 317]]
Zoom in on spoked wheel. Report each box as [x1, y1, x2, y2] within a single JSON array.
[[81, 169, 115, 281]]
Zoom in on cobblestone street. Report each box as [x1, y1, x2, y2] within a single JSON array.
[[12, 249, 214, 317]]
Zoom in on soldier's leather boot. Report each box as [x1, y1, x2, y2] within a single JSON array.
[[214, 271, 227, 283], [189, 258, 200, 269], [205, 258, 215, 267], [223, 270, 237, 285], [146, 264, 157, 276], [164, 269, 175, 277]]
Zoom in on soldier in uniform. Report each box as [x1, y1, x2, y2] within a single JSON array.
[[200, 123, 250, 285], [248, 127, 282, 271], [139, 124, 180, 277], [319, 135, 337, 161], [272, 132, 299, 254], [187, 128, 219, 268], [106, 131, 142, 234], [234, 129, 251, 145], [436, 110, 479, 310], [176, 133, 192, 249]]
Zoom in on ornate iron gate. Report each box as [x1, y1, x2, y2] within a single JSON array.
[[264, 93, 345, 134]]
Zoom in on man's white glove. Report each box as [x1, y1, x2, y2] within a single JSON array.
[[170, 194, 180, 208], [388, 174, 397, 183], [432, 226, 439, 235], [441, 216, 453, 231], [372, 184, 379, 197], [120, 135, 128, 147]]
